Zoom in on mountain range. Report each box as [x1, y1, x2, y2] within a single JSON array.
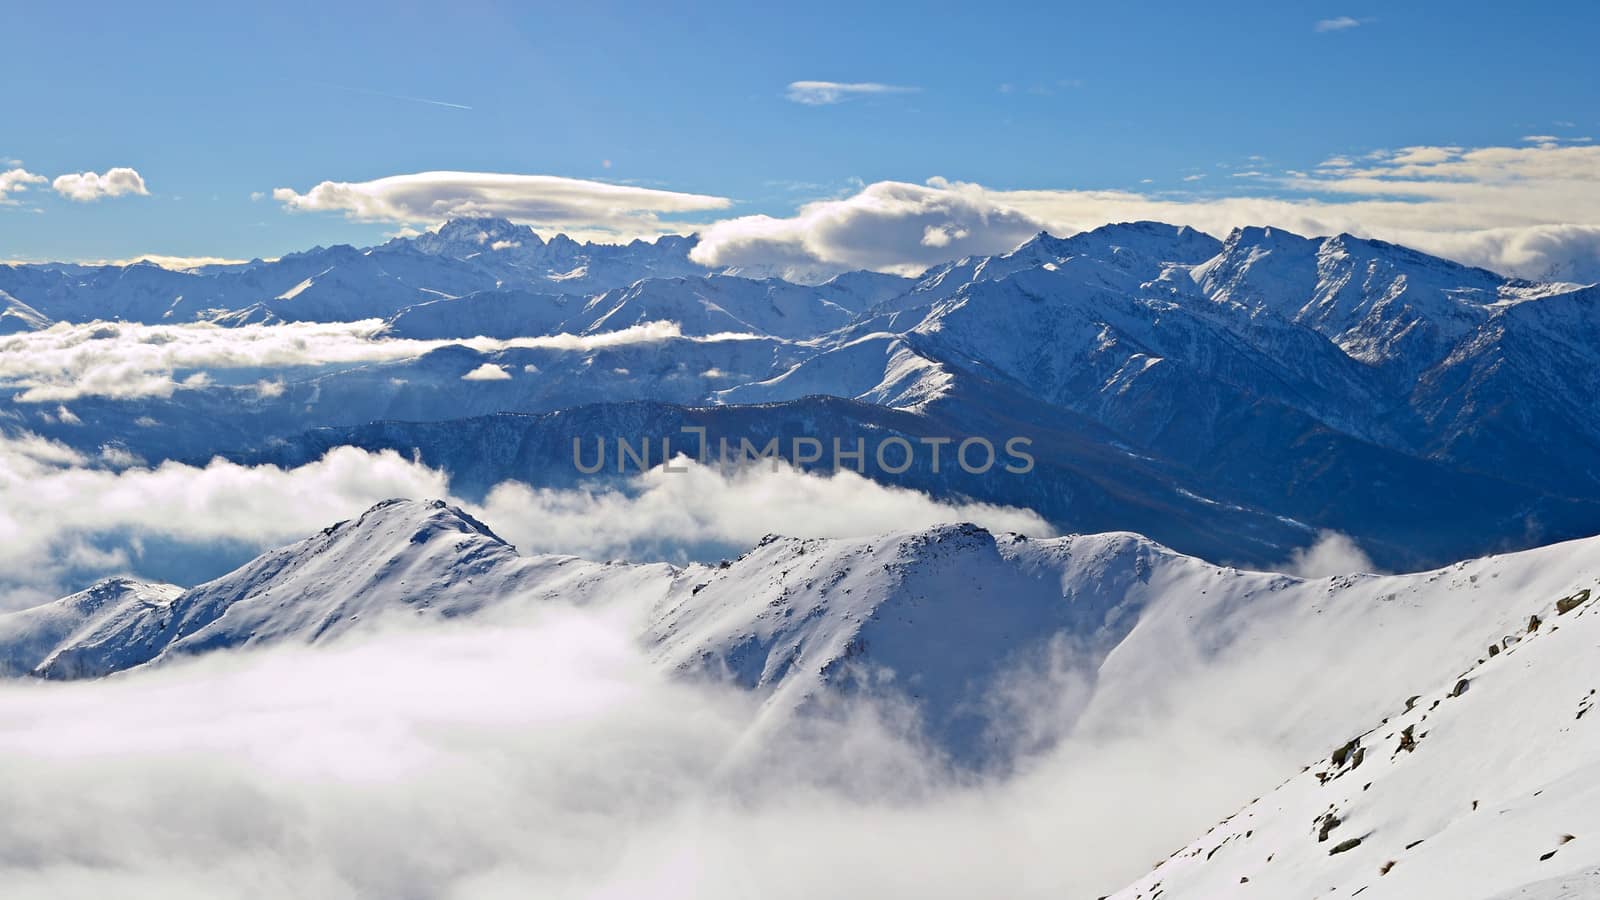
[[6, 213, 1600, 895], [5, 217, 1598, 571]]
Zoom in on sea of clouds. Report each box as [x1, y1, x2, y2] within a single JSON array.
[[0, 588, 1296, 900]]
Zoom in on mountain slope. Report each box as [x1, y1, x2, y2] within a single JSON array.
[[648, 525, 1168, 759], [0, 289, 50, 334], [1109, 577, 1600, 900], [0, 217, 712, 326], [11, 500, 674, 678], [10, 221, 1600, 572], [0, 577, 182, 676]]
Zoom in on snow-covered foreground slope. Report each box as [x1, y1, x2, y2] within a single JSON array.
[[1109, 583, 1600, 899]]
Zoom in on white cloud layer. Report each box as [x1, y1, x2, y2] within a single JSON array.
[[0, 433, 1050, 608], [0, 608, 1198, 899], [21, 142, 1600, 283], [691, 143, 1600, 282], [785, 81, 919, 105], [0, 435, 449, 608], [691, 178, 1041, 277], [272, 171, 732, 237], [0, 168, 47, 205], [478, 458, 1054, 562], [51, 167, 150, 202], [0, 319, 732, 403], [0, 255, 258, 270], [0, 543, 1285, 900]]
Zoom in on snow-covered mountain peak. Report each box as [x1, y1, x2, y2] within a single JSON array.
[[12, 498, 538, 678], [0, 577, 183, 677], [405, 216, 546, 257], [77, 574, 178, 603], [1224, 223, 1316, 252], [338, 497, 512, 549], [647, 523, 1179, 758], [1007, 229, 1076, 260], [1061, 220, 1223, 266]]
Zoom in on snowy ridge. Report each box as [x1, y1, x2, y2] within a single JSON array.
[[5, 500, 1600, 897], [9, 500, 674, 678], [0, 288, 51, 334], [1108, 577, 1600, 899], [12, 221, 1600, 572], [648, 525, 1166, 757], [0, 577, 182, 676]]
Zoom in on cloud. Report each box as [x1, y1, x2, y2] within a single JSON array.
[[785, 81, 919, 105], [1521, 134, 1592, 146], [272, 171, 731, 238], [1277, 530, 1381, 578], [478, 457, 1054, 562], [0, 597, 1305, 899], [0, 255, 259, 270], [690, 178, 1041, 277], [0, 319, 746, 403], [0, 435, 450, 608], [0, 168, 46, 205], [0, 436, 1523, 898], [113, 254, 253, 270], [1314, 16, 1363, 31], [693, 142, 1600, 282], [0, 609, 990, 898], [0, 433, 1049, 608], [461, 362, 512, 381], [0, 505, 1351, 900], [51, 167, 150, 202]]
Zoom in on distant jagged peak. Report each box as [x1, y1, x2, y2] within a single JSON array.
[[1212, 224, 1516, 287], [391, 216, 703, 259], [397, 216, 546, 255], [1001, 221, 1221, 263], [1060, 220, 1221, 260], [1220, 222, 1318, 249], [726, 521, 1171, 586], [912, 221, 1224, 299], [1204, 222, 1514, 305]]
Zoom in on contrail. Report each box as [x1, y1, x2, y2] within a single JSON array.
[[305, 80, 473, 110]]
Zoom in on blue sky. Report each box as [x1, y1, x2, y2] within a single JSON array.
[[4, 0, 1599, 273]]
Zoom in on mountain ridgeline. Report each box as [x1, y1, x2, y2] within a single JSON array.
[[4, 217, 1599, 570]]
